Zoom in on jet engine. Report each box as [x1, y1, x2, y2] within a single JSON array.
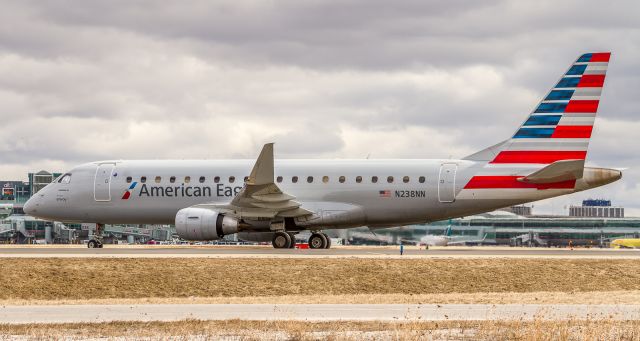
[[175, 207, 240, 240]]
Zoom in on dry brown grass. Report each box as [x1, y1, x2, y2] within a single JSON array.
[[3, 291, 640, 306], [1, 258, 639, 301], [0, 319, 639, 340]]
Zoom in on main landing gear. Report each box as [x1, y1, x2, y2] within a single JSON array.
[[271, 231, 331, 249], [308, 232, 331, 249], [272, 231, 296, 249], [87, 223, 104, 248]]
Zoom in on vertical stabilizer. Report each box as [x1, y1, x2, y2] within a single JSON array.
[[464, 52, 610, 164]]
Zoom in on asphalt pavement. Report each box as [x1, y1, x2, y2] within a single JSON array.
[[0, 245, 637, 258], [1, 304, 639, 323]]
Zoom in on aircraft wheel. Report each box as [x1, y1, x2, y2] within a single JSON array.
[[272, 231, 292, 249], [323, 233, 331, 249], [288, 233, 296, 248], [87, 240, 98, 248], [309, 233, 327, 249]]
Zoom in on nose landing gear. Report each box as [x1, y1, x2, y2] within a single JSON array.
[[87, 239, 103, 248], [87, 223, 104, 248]]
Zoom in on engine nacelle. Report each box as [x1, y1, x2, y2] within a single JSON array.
[[175, 208, 240, 241]]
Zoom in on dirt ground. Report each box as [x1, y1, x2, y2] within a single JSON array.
[[1, 319, 639, 340], [1, 258, 639, 302]]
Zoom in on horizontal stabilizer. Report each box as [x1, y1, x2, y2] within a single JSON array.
[[518, 159, 584, 184]]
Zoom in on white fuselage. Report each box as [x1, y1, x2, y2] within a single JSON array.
[[23, 158, 611, 230]]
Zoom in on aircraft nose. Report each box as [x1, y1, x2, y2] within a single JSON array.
[[23, 197, 37, 215]]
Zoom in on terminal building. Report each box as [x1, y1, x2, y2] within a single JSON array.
[[341, 201, 639, 247], [569, 199, 624, 218]]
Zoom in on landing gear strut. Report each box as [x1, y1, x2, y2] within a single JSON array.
[[88, 223, 104, 249], [272, 231, 293, 249], [309, 232, 331, 249]]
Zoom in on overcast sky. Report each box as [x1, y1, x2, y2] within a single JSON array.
[[1, 0, 639, 215]]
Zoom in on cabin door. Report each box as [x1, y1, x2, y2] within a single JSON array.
[[438, 163, 457, 203], [94, 163, 115, 202]]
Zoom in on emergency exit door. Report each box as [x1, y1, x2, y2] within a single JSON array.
[[94, 163, 115, 201], [438, 163, 457, 203]]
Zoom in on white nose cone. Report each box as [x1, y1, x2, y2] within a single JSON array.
[[23, 197, 36, 215]]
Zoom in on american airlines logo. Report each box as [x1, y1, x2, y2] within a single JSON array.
[[121, 182, 137, 200], [122, 183, 243, 199]]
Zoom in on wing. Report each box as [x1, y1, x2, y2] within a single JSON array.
[[195, 143, 312, 220]]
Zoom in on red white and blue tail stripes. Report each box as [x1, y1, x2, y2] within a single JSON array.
[[462, 52, 610, 193], [496, 52, 609, 165]]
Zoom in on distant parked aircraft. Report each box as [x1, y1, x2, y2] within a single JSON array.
[[420, 221, 488, 246], [610, 239, 640, 249]]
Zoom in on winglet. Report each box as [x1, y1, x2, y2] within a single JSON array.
[[248, 143, 275, 186]]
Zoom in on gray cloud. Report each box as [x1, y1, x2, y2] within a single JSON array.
[[0, 0, 639, 214]]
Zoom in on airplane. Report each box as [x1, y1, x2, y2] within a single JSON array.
[[420, 221, 488, 246], [23, 52, 622, 249], [610, 239, 640, 249]]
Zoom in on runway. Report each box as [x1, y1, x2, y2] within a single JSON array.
[[1, 304, 639, 323], [0, 245, 637, 258]]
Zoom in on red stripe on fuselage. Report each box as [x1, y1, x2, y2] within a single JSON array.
[[551, 125, 593, 138], [464, 176, 576, 189], [122, 191, 131, 200], [577, 75, 605, 87], [565, 100, 599, 113], [491, 151, 587, 164]]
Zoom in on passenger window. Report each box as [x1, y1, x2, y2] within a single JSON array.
[[356, 176, 362, 183], [184, 176, 191, 184], [229, 176, 235, 183], [307, 176, 313, 183], [277, 176, 283, 183], [371, 176, 378, 183], [199, 176, 205, 183], [387, 176, 394, 183], [126, 176, 132, 184], [292, 176, 298, 183], [403, 176, 410, 183], [155, 176, 161, 183], [322, 176, 329, 183], [339, 176, 346, 183], [141, 176, 147, 183], [170, 176, 176, 183], [214, 176, 220, 183], [419, 176, 425, 183], [59, 174, 72, 184]]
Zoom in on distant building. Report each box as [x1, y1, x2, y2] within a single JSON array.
[[29, 171, 62, 195], [569, 199, 624, 218], [1, 181, 31, 204], [501, 205, 532, 216]]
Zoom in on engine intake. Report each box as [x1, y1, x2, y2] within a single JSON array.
[[175, 207, 240, 240]]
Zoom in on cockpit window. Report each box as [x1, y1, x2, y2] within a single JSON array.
[[58, 174, 72, 184]]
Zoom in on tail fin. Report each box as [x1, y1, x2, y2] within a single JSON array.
[[464, 52, 610, 164]]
